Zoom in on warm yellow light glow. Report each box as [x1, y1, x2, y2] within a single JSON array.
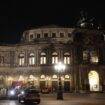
[[8, 77, 13, 81], [29, 75, 34, 79], [61, 76, 64, 80], [55, 62, 65, 72], [88, 71, 99, 91], [34, 77, 38, 80], [19, 75, 24, 81], [52, 75, 57, 78], [41, 75, 45, 78], [65, 75, 70, 79]]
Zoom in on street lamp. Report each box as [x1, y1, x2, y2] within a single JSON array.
[[55, 62, 65, 100]]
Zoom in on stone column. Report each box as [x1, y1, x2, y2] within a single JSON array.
[[25, 50, 28, 66], [36, 49, 39, 66]]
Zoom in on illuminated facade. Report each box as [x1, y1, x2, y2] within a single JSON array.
[[0, 25, 105, 93]]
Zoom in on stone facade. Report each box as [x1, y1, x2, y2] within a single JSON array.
[[0, 25, 105, 93]]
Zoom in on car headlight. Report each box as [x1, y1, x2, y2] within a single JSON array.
[[21, 91, 25, 95], [10, 90, 15, 95]]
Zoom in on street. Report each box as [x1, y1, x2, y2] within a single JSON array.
[[0, 93, 105, 105]]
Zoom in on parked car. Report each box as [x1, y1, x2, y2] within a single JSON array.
[[18, 87, 40, 104]]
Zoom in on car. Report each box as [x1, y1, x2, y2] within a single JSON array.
[[18, 87, 40, 104], [8, 87, 22, 99]]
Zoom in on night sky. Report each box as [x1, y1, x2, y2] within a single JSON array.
[[0, 1, 105, 44]]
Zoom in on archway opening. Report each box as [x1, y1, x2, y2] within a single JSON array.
[[88, 71, 99, 91]]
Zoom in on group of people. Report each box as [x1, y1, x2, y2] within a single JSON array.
[[0, 88, 7, 95]]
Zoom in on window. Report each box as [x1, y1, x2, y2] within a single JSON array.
[[60, 33, 64, 38], [64, 52, 71, 64], [65, 75, 70, 79], [19, 53, 25, 66], [83, 50, 89, 61], [83, 50, 98, 63], [52, 33, 56, 38], [29, 53, 35, 65], [41, 75, 45, 78], [90, 51, 98, 63], [30, 34, 34, 39], [68, 33, 71, 37], [37, 33, 40, 38], [44, 33, 48, 38], [52, 52, 58, 64], [52, 75, 57, 78], [40, 52, 46, 64]]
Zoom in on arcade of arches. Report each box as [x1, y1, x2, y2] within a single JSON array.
[[0, 70, 103, 92], [0, 74, 71, 92]]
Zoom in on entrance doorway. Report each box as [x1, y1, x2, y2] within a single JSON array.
[[40, 81, 45, 90], [88, 71, 99, 91], [64, 81, 70, 92], [52, 81, 58, 92]]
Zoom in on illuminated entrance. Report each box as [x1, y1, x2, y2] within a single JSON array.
[[88, 71, 99, 91]]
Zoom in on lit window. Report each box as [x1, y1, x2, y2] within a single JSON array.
[[64, 52, 70, 64], [40, 52, 46, 64], [29, 75, 34, 81], [29, 53, 35, 65], [83, 50, 89, 61], [52, 75, 57, 78], [19, 75, 24, 81], [19, 53, 25, 66], [83, 50, 99, 63], [65, 75, 70, 79], [52, 52, 58, 64], [90, 51, 98, 63], [41, 75, 45, 78]]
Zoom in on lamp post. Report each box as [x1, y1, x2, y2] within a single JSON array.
[[55, 62, 65, 100]]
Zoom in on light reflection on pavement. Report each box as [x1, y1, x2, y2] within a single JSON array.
[[0, 93, 105, 105]]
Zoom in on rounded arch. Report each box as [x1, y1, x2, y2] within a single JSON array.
[[52, 75, 57, 79], [18, 75, 24, 82], [40, 75, 45, 79], [40, 52, 46, 56], [88, 70, 99, 91]]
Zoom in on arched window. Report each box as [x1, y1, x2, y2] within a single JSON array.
[[40, 52, 46, 64], [52, 52, 58, 64], [52, 75, 57, 79], [64, 52, 71, 64], [19, 53, 25, 65], [18, 75, 24, 82], [65, 75, 70, 79], [29, 53, 35, 65], [40, 75, 45, 79]]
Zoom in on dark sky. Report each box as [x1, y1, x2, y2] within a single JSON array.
[[0, 1, 105, 44]]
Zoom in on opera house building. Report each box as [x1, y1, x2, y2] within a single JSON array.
[[0, 24, 105, 93]]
